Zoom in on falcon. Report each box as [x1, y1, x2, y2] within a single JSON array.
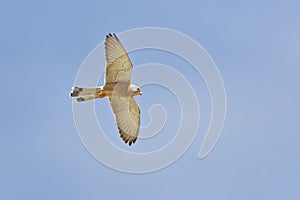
[[70, 33, 142, 146]]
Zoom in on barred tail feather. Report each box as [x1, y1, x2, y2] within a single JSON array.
[[70, 87, 98, 97], [75, 94, 97, 102], [70, 86, 104, 102]]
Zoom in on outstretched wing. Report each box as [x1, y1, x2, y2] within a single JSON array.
[[109, 96, 140, 146], [105, 33, 132, 84]]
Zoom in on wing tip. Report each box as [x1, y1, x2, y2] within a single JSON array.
[[118, 128, 137, 146], [106, 33, 121, 44], [106, 33, 117, 39]]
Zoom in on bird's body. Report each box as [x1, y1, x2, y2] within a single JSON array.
[[70, 33, 142, 146], [71, 83, 141, 100]]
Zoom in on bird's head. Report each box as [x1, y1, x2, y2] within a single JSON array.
[[129, 84, 142, 96], [136, 87, 142, 95]]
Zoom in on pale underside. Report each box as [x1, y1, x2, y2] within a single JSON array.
[[104, 34, 140, 145]]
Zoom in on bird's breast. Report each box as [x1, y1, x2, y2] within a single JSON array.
[[103, 82, 132, 97]]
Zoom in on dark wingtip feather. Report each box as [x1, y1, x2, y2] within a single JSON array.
[[118, 128, 137, 146], [106, 33, 118, 39]]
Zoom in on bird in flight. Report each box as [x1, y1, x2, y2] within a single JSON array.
[[70, 33, 142, 146]]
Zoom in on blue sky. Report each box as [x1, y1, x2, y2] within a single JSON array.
[[1, 0, 300, 199]]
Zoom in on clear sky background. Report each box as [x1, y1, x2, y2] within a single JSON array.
[[1, 0, 300, 199]]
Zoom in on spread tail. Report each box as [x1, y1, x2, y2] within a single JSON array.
[[70, 86, 104, 102]]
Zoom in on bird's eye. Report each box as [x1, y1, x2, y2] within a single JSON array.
[[137, 88, 140, 91]]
